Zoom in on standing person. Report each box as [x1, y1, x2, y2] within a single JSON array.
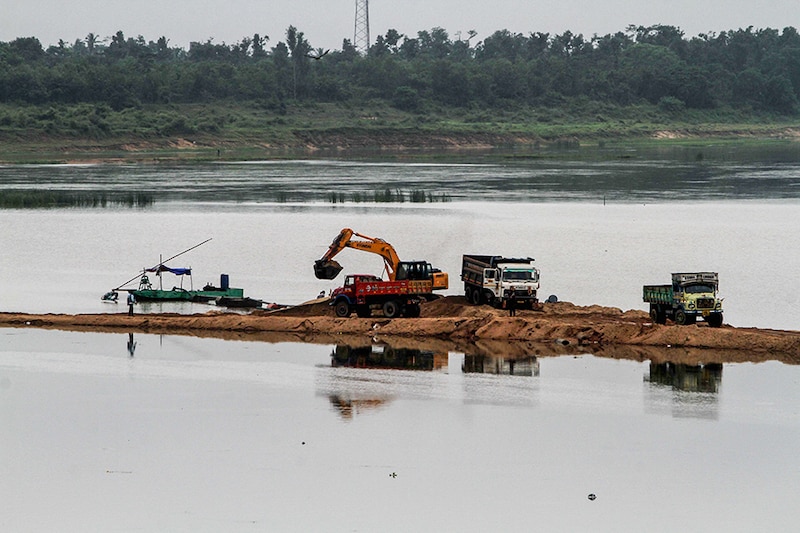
[[507, 288, 517, 317], [127, 292, 136, 316]]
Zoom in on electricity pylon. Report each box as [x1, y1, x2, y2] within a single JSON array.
[[354, 0, 370, 54]]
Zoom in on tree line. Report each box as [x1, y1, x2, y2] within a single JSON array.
[[1, 24, 798, 116]]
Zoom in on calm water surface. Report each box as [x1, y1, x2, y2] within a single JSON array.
[[1, 156, 799, 531], [1, 329, 799, 532], [1, 156, 798, 328], [0, 200, 797, 329], [2, 147, 800, 203]]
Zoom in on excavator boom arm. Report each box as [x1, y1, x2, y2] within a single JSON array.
[[315, 228, 402, 280]]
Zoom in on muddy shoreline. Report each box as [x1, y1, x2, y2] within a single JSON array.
[[2, 297, 798, 365]]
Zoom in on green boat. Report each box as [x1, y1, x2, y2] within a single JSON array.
[[129, 267, 243, 302], [102, 239, 248, 304]]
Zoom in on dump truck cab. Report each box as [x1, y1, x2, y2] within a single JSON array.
[[461, 255, 540, 308]]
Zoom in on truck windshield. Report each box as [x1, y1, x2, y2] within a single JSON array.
[[503, 270, 537, 282], [684, 284, 715, 293]]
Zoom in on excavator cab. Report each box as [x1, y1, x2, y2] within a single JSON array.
[[396, 261, 449, 290]]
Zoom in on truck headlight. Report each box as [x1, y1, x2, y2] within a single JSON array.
[[715, 302, 722, 310], [688, 302, 695, 309]]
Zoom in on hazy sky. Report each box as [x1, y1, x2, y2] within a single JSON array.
[[5, 0, 799, 51]]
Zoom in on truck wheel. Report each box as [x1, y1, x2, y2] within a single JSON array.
[[674, 309, 688, 325], [483, 291, 495, 306], [470, 288, 481, 305], [334, 300, 351, 317], [707, 313, 723, 328], [405, 304, 421, 318], [464, 286, 472, 302], [650, 307, 666, 324], [383, 300, 401, 318]]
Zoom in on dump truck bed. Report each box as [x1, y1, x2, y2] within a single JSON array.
[[643, 284, 673, 304]]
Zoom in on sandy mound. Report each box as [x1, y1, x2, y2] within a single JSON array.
[[1, 296, 798, 362]]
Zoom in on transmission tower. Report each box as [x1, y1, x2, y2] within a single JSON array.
[[354, 0, 370, 54]]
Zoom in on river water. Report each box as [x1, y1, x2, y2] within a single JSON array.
[[1, 150, 800, 531]]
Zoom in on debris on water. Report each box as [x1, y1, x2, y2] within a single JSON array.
[[588, 493, 596, 501], [389, 472, 397, 478]]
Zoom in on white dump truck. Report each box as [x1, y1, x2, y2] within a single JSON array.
[[461, 255, 540, 308]]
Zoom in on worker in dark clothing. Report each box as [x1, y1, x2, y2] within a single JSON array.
[[127, 293, 136, 316], [507, 288, 517, 317]]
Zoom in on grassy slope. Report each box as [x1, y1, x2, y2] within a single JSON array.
[[0, 100, 798, 163]]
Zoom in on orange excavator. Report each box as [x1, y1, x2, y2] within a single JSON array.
[[314, 228, 448, 290]]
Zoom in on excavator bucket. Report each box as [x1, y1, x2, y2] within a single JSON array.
[[314, 260, 343, 280]]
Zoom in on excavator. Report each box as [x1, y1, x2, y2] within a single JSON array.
[[314, 228, 448, 290]]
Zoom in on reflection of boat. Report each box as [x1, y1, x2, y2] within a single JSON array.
[[331, 344, 445, 371]]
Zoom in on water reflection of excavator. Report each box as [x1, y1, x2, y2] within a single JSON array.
[[327, 344, 447, 419], [314, 228, 448, 289]]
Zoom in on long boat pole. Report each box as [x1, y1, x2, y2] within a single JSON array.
[[113, 238, 213, 290]]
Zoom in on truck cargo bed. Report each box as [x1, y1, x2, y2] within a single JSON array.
[[643, 284, 673, 304]]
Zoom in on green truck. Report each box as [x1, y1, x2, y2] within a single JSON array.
[[643, 272, 724, 327]]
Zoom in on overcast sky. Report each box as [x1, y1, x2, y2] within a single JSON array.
[[5, 0, 799, 51]]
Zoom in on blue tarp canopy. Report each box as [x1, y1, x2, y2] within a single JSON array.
[[146, 264, 192, 276]]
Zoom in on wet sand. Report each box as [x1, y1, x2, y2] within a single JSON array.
[[2, 297, 798, 365]]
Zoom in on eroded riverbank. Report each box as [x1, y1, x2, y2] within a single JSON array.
[[2, 298, 798, 365]]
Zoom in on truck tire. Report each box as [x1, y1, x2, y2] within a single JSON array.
[[674, 309, 688, 325], [707, 313, 723, 328], [334, 300, 351, 317], [483, 291, 495, 306], [650, 306, 666, 324], [464, 285, 473, 303], [470, 288, 481, 306], [383, 300, 401, 318]]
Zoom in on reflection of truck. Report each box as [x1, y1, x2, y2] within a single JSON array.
[[648, 362, 723, 393], [329, 273, 437, 318], [331, 344, 440, 370], [643, 272, 724, 327], [461, 255, 540, 308]]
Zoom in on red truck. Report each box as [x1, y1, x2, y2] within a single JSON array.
[[330, 273, 436, 318]]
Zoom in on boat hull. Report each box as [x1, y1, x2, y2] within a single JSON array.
[[131, 288, 244, 302]]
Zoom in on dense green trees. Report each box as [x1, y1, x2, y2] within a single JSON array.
[[0, 24, 798, 119]]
